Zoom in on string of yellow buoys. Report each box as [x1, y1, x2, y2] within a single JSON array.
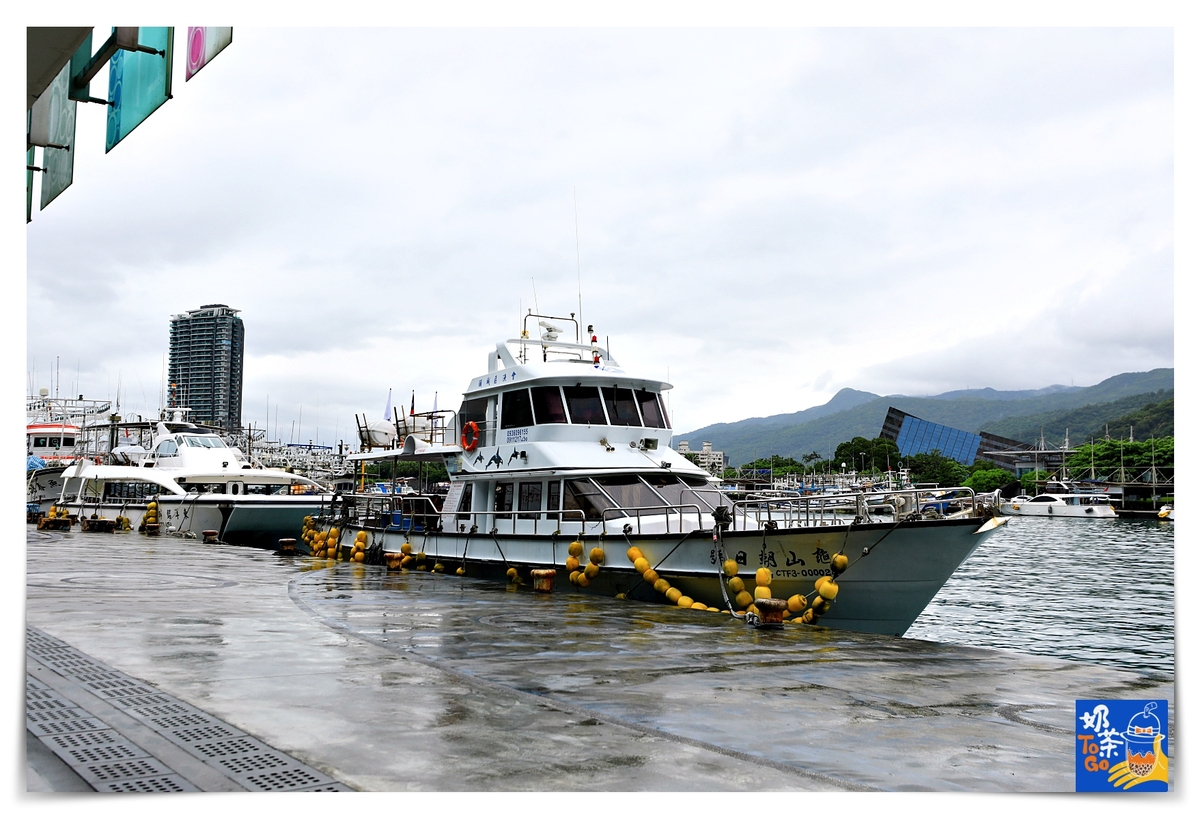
[[625, 546, 721, 613], [566, 540, 605, 587], [720, 551, 848, 625]]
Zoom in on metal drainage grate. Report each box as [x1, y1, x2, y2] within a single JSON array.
[[96, 775, 197, 793], [28, 626, 351, 792]]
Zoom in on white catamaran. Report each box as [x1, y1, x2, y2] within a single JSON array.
[[346, 314, 1007, 636]]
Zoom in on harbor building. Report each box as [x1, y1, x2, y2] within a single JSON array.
[[677, 440, 727, 476], [168, 304, 245, 431], [878, 407, 1061, 474]]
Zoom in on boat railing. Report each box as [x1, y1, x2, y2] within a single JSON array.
[[600, 504, 706, 535], [729, 486, 980, 530], [445, 508, 591, 536]]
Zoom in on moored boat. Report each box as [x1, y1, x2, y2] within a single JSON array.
[[1000, 493, 1118, 518], [337, 314, 1007, 636], [53, 409, 333, 547]]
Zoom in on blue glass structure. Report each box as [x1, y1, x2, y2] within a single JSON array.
[[881, 407, 982, 464]]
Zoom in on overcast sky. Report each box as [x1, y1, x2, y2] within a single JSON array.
[[23, 25, 1174, 443]]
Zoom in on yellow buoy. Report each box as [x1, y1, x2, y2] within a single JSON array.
[[722, 559, 738, 577], [354, 552, 366, 563], [589, 547, 605, 565], [755, 567, 772, 586], [787, 594, 808, 613], [727, 576, 745, 594], [653, 578, 670, 594], [576, 574, 591, 588], [818, 580, 839, 601], [665, 587, 682, 604], [328, 527, 340, 540], [747, 604, 760, 617], [643, 569, 659, 585], [568, 541, 584, 558], [401, 543, 412, 555], [677, 596, 694, 608], [734, 590, 754, 609], [801, 609, 815, 624], [433, 562, 444, 572], [633, 557, 650, 574], [812, 598, 830, 614], [565, 556, 580, 572], [706, 607, 720, 613], [832, 553, 849, 572], [815, 575, 831, 592], [626, 546, 643, 562], [691, 602, 708, 611], [456, 566, 466, 576], [753, 585, 772, 600], [506, 567, 518, 581], [356, 531, 368, 542], [583, 563, 600, 579], [569, 570, 581, 585]]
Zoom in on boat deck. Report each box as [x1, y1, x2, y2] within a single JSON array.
[[26, 528, 1174, 792]]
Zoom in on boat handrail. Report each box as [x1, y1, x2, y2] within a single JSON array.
[[444, 508, 591, 536], [600, 503, 706, 535], [729, 486, 979, 531]]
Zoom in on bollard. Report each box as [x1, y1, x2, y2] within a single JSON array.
[[202, 530, 220, 544], [144, 523, 160, 537], [752, 597, 788, 628], [531, 569, 557, 593], [278, 538, 296, 555]]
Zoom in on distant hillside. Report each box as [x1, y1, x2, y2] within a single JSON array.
[[983, 390, 1173, 446], [676, 369, 1174, 466]]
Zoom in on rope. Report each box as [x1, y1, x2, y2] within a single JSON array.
[[489, 530, 512, 570]]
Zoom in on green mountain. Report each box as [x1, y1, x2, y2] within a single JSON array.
[[675, 369, 1173, 466], [982, 391, 1173, 446]]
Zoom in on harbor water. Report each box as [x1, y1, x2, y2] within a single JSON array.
[[907, 515, 1175, 675]]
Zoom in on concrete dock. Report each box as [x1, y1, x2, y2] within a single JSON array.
[[25, 528, 1174, 792]]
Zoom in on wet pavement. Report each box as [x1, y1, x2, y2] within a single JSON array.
[[26, 528, 1174, 791]]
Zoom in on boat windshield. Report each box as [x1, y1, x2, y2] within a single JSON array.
[[181, 435, 227, 448], [564, 478, 622, 520], [593, 475, 667, 509]]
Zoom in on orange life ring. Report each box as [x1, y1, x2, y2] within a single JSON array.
[[461, 421, 480, 452]]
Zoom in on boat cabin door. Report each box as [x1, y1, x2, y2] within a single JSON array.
[[227, 480, 245, 496]]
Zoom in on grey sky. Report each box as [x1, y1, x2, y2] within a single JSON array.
[[25, 26, 1173, 444]]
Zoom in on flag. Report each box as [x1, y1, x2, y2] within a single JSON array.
[[410, 391, 415, 417], [383, 388, 392, 421]]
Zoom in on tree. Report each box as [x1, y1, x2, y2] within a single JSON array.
[[905, 450, 969, 487], [964, 468, 1015, 493], [832, 437, 901, 474]]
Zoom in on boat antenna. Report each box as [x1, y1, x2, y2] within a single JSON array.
[[574, 186, 582, 334], [532, 277, 540, 315]]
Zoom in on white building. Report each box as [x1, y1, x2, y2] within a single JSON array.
[[677, 440, 727, 476]]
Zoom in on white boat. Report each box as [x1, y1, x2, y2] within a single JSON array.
[[1000, 494, 1118, 518], [340, 314, 1008, 636], [1157, 504, 1174, 521], [53, 410, 333, 547]]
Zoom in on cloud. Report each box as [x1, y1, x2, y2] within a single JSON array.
[[26, 27, 1172, 440]]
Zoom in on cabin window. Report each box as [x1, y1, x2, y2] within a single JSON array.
[[564, 478, 622, 520], [500, 389, 534, 429], [593, 475, 666, 509], [546, 480, 561, 513], [562, 386, 607, 425], [183, 435, 226, 448], [48, 437, 61, 447], [635, 390, 668, 429], [456, 483, 474, 520], [494, 482, 515, 513], [642, 474, 687, 506], [103, 481, 158, 500], [155, 440, 179, 457], [61, 436, 76, 446], [531, 386, 568, 424], [601, 387, 641, 427], [459, 398, 489, 438], [518, 482, 542, 519], [33, 437, 48, 447], [62, 477, 83, 500], [1030, 496, 1054, 502], [244, 484, 288, 495]]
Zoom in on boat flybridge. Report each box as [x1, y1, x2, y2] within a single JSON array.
[[55, 408, 332, 547], [344, 313, 1007, 636]]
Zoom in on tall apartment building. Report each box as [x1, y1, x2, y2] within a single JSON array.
[[168, 304, 245, 431]]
